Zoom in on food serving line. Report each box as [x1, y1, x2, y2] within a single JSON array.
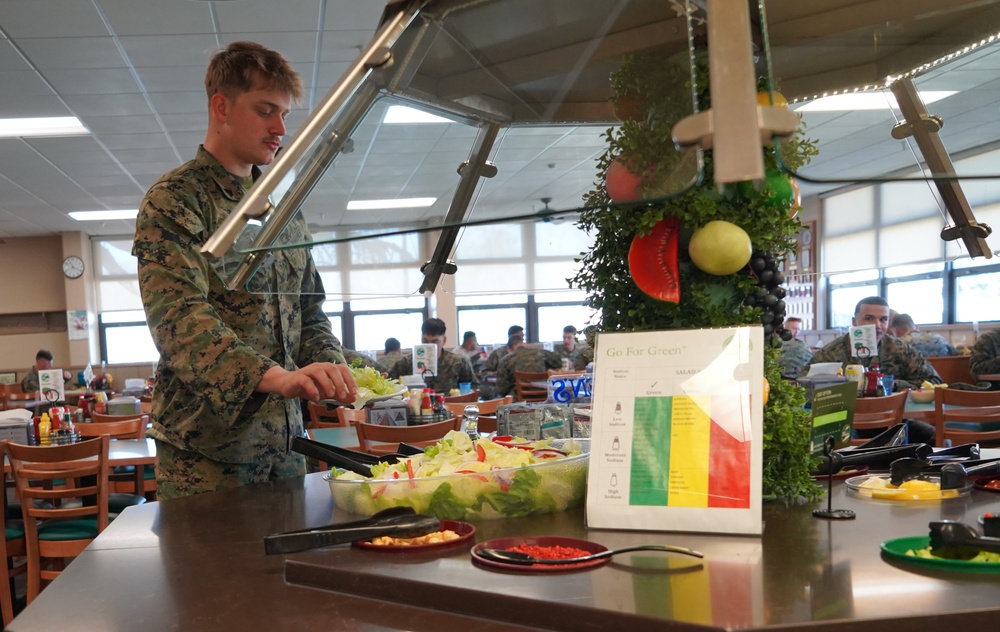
[[8, 446, 1000, 631]]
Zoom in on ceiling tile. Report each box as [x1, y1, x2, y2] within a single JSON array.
[[100, 0, 214, 36], [133, 65, 207, 92], [117, 34, 223, 68], [219, 32, 319, 63], [16, 37, 126, 70], [216, 0, 324, 33], [0, 92, 73, 118], [43, 68, 140, 95], [0, 40, 32, 71], [0, 1, 109, 38], [96, 132, 173, 150], [62, 93, 154, 117], [0, 69, 58, 95]]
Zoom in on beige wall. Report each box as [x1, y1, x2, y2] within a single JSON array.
[[0, 232, 100, 377]]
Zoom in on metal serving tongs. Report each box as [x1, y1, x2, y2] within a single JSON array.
[[264, 507, 441, 555], [929, 520, 1000, 560], [889, 456, 1000, 489], [291, 436, 419, 477]]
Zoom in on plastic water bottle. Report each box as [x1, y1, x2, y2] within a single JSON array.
[[463, 404, 480, 439]]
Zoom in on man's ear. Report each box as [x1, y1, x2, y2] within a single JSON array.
[[209, 92, 230, 123]]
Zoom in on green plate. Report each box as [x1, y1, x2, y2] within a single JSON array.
[[880, 536, 1000, 574]]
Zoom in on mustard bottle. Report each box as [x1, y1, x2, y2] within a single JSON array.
[[38, 413, 52, 444]]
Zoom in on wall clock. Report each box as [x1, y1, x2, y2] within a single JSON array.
[[62, 255, 85, 279]]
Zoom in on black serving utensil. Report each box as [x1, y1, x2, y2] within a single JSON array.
[[291, 436, 417, 476], [925, 443, 981, 461], [475, 544, 704, 565], [264, 507, 441, 555], [853, 423, 908, 449], [928, 520, 1000, 560], [813, 443, 932, 475], [889, 457, 1000, 488]]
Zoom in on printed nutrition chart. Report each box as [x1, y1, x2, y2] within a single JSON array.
[[585, 327, 764, 535]]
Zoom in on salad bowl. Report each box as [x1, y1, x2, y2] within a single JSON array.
[[326, 435, 590, 520]]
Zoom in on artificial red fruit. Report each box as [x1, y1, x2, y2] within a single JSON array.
[[605, 158, 644, 203], [628, 216, 681, 304]]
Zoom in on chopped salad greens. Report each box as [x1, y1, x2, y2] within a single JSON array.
[[328, 431, 588, 520], [349, 364, 402, 409]]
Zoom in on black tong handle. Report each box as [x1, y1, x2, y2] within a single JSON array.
[[264, 508, 441, 555], [292, 436, 380, 476]]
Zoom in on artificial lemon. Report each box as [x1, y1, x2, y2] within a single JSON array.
[[687, 221, 753, 276], [756, 90, 789, 108]]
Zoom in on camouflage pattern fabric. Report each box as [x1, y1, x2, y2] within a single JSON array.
[[452, 346, 486, 375], [970, 329, 1000, 378], [343, 348, 388, 373], [154, 439, 305, 500], [388, 348, 478, 393], [778, 339, 813, 378], [553, 344, 582, 370], [133, 146, 346, 475], [496, 347, 563, 398], [573, 344, 594, 371], [381, 350, 405, 369], [902, 332, 957, 358], [483, 346, 513, 374], [19, 367, 39, 393], [807, 333, 940, 390]]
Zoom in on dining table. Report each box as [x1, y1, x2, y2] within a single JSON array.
[[7, 446, 1000, 632]]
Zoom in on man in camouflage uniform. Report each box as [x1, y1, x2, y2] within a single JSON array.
[[778, 316, 813, 378], [970, 329, 1000, 380], [388, 318, 478, 393], [807, 296, 940, 444], [573, 325, 598, 370], [496, 334, 563, 398], [553, 325, 581, 370], [480, 325, 524, 398], [132, 42, 357, 500], [381, 337, 405, 370], [890, 313, 958, 358]]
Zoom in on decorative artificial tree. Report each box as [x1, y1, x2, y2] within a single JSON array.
[[571, 51, 821, 501]]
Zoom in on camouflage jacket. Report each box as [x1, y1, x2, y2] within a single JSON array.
[[778, 339, 813, 378], [133, 146, 346, 463], [496, 347, 563, 397], [553, 344, 581, 370], [388, 348, 478, 393], [901, 332, 957, 358], [573, 344, 594, 371], [19, 367, 39, 393], [380, 350, 405, 370], [807, 333, 940, 390], [482, 346, 513, 375], [970, 329, 1000, 378]]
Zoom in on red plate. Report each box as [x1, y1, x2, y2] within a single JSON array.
[[353, 520, 476, 552], [813, 465, 869, 481], [973, 478, 1000, 493], [470, 536, 609, 573]]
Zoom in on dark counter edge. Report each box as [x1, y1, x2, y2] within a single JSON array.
[[284, 556, 1000, 632]]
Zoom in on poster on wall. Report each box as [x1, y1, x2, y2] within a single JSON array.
[[67, 310, 88, 340]]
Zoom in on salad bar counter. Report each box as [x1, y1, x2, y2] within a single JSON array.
[[8, 458, 1000, 631]]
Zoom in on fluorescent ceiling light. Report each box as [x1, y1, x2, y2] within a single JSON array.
[[794, 91, 957, 112], [69, 209, 138, 221], [0, 116, 89, 138], [383, 105, 452, 124], [346, 197, 436, 211]]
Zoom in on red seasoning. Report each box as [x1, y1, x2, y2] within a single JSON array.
[[507, 544, 592, 560]]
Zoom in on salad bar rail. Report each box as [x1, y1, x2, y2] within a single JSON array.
[[8, 463, 1000, 631]]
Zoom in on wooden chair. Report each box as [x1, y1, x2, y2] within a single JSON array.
[[927, 355, 975, 385], [5, 435, 110, 603], [354, 417, 461, 455], [514, 371, 549, 402], [0, 442, 26, 627], [444, 390, 479, 403], [307, 401, 353, 428], [76, 417, 153, 500], [443, 396, 513, 421], [933, 387, 1000, 447], [850, 390, 908, 446], [90, 411, 151, 427]]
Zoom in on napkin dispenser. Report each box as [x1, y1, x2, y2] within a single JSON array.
[[107, 396, 141, 416], [0, 409, 33, 444]]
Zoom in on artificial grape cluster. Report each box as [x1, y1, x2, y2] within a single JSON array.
[[744, 250, 791, 343]]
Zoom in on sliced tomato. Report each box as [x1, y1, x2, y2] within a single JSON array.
[[476, 443, 486, 462]]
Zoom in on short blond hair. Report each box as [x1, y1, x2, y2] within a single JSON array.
[[205, 41, 302, 103]]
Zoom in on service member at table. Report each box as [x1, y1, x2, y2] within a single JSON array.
[[388, 318, 478, 394], [970, 329, 1000, 380], [133, 42, 356, 499]]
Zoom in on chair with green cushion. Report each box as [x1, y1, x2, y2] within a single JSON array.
[[5, 435, 110, 604], [1, 444, 27, 626], [76, 417, 154, 504]]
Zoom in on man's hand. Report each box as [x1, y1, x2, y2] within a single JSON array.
[[257, 363, 358, 403]]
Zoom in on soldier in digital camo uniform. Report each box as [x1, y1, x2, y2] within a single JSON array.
[[132, 42, 357, 500], [807, 296, 940, 444], [388, 318, 479, 394], [891, 313, 958, 358], [480, 325, 524, 398], [970, 329, 1000, 380], [495, 334, 563, 398]]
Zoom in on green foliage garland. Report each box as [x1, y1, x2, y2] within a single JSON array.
[[571, 51, 821, 501]]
